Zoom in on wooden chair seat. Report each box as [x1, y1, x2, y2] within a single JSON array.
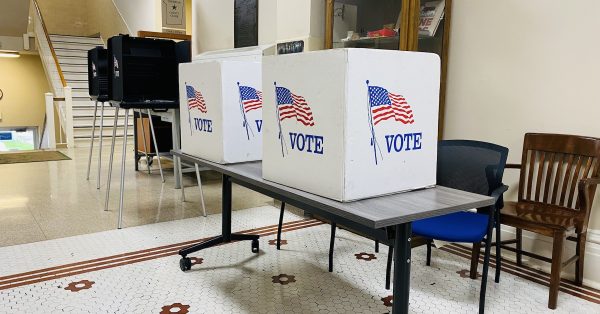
[[501, 201, 580, 236]]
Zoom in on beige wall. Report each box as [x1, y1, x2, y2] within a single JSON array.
[[36, 0, 90, 36], [192, 0, 325, 53], [444, 0, 600, 230], [185, 0, 192, 35], [37, 0, 128, 39], [87, 0, 129, 40], [0, 55, 49, 131]]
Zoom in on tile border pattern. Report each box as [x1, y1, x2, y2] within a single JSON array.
[[1, 219, 600, 307], [0, 218, 322, 292]]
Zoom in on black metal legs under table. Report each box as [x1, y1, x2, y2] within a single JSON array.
[[392, 223, 412, 314], [276, 202, 286, 250], [178, 174, 259, 271]]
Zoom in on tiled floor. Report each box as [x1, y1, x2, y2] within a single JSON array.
[[1, 206, 599, 313], [0, 144, 272, 246], [2, 146, 600, 313]]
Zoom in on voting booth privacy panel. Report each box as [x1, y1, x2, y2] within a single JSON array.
[[88, 47, 108, 100], [108, 35, 180, 107], [262, 49, 440, 202], [179, 47, 273, 164]]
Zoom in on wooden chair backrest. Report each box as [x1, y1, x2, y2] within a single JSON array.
[[518, 133, 600, 211]]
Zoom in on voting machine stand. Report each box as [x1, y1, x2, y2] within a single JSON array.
[[105, 35, 191, 228], [86, 46, 110, 191]]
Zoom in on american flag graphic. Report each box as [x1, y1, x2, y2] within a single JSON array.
[[368, 85, 414, 125], [186, 84, 207, 113], [239, 85, 263, 113], [276, 86, 315, 126]]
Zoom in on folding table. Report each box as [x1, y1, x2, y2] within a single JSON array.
[[173, 150, 494, 314]]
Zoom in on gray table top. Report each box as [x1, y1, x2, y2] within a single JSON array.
[[173, 151, 495, 229]]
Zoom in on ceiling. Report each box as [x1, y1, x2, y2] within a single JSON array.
[[0, 0, 30, 36]]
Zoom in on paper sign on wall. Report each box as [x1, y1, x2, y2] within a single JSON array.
[[162, 0, 186, 34]]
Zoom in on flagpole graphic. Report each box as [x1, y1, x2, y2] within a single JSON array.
[[274, 82, 287, 157], [366, 80, 382, 165], [237, 82, 252, 140], [366, 80, 415, 165], [185, 83, 208, 136], [185, 82, 193, 136]]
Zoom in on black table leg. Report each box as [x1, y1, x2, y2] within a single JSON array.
[[178, 174, 259, 271], [133, 111, 139, 171], [392, 222, 412, 314]]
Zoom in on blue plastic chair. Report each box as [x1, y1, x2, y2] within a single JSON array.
[[411, 140, 508, 314]]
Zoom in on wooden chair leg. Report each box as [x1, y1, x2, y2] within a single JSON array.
[[385, 245, 393, 290], [426, 239, 432, 266], [328, 222, 336, 272], [575, 232, 587, 286], [470, 242, 482, 279], [548, 230, 565, 309], [516, 228, 523, 266]]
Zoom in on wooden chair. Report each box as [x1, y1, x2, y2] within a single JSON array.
[[499, 133, 600, 309]]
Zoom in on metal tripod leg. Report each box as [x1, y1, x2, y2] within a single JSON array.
[[104, 107, 119, 212], [195, 163, 206, 217], [146, 109, 164, 183], [96, 102, 105, 189], [118, 109, 129, 229], [138, 109, 151, 174], [86, 100, 98, 180]]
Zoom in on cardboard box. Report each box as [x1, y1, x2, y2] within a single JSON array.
[[262, 48, 440, 201], [179, 60, 263, 163]]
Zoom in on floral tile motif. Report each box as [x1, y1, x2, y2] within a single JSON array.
[[381, 295, 394, 307], [456, 269, 482, 279], [189, 257, 203, 265], [268, 239, 288, 246], [160, 303, 190, 314], [354, 252, 377, 261], [63, 280, 95, 292], [272, 274, 296, 285]]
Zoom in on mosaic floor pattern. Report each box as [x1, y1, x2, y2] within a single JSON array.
[[1, 206, 599, 313]]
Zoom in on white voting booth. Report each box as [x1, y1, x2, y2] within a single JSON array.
[[179, 45, 275, 164], [262, 48, 441, 202]]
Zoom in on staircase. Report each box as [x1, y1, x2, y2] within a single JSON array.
[[49, 34, 133, 146]]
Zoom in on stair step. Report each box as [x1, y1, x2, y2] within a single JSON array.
[[65, 73, 88, 82], [61, 64, 88, 72], [72, 91, 90, 98], [66, 81, 88, 88], [74, 127, 134, 139], [73, 116, 133, 127], [75, 135, 130, 147], [52, 42, 103, 51], [58, 58, 87, 65], [50, 35, 102, 45], [55, 49, 88, 58], [72, 106, 117, 116]]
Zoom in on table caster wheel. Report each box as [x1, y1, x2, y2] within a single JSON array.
[[251, 239, 259, 253], [179, 257, 192, 271]]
